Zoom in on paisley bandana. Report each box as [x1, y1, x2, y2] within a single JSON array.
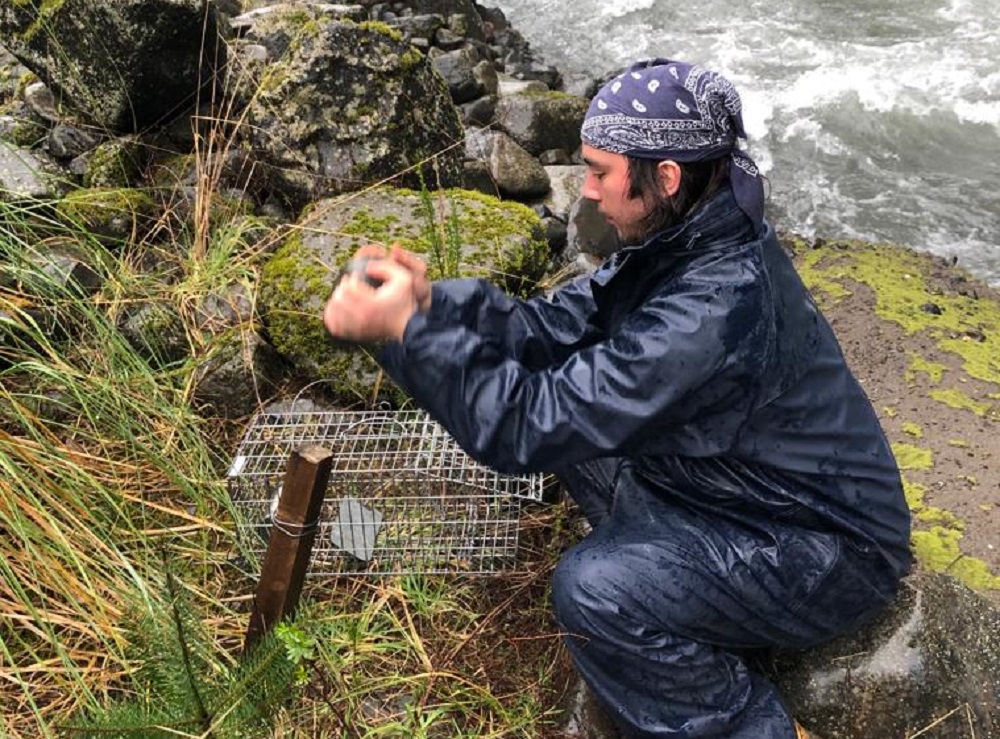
[[581, 59, 765, 230]]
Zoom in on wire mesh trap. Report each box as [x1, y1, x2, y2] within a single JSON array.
[[227, 409, 546, 576]]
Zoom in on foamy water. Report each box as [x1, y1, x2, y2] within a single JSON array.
[[494, 0, 1000, 284]]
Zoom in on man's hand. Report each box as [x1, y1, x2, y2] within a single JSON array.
[[323, 257, 418, 343], [389, 245, 432, 313]]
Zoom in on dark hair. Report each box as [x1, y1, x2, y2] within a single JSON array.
[[626, 155, 730, 237]]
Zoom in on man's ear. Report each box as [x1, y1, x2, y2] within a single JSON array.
[[658, 160, 682, 197]]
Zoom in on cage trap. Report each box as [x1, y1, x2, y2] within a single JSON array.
[[227, 409, 546, 576]]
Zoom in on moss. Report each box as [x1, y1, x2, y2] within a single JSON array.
[[521, 89, 583, 102], [5, 115, 46, 147], [929, 387, 992, 417], [400, 47, 425, 70], [336, 188, 548, 297], [796, 240, 1000, 387], [901, 422, 923, 438], [84, 138, 147, 189], [55, 187, 158, 245], [904, 476, 998, 591], [911, 527, 1000, 591], [359, 20, 404, 43], [259, 232, 385, 400], [19, 0, 68, 44], [906, 354, 946, 385], [794, 246, 851, 303], [947, 438, 970, 448], [891, 442, 933, 470]]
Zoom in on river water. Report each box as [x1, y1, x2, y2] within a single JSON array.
[[492, 0, 1000, 285]]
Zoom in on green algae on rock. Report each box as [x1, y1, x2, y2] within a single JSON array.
[[793, 239, 1000, 387]]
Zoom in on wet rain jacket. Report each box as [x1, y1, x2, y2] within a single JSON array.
[[378, 187, 912, 577]]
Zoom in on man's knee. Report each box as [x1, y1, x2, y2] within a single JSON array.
[[552, 539, 688, 638]]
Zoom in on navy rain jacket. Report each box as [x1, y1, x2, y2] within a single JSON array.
[[378, 188, 912, 577]]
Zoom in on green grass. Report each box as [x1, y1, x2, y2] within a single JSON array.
[[0, 12, 571, 734], [0, 186, 570, 736]]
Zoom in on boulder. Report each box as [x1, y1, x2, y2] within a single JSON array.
[[0, 0, 226, 132], [259, 186, 549, 399], [409, 0, 485, 42], [230, 7, 464, 212], [772, 572, 1000, 737], [495, 90, 589, 157], [431, 47, 485, 104], [465, 128, 550, 199], [193, 330, 284, 418], [0, 141, 64, 200]]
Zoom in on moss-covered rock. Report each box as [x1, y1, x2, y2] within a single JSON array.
[[0, 0, 225, 131], [259, 187, 549, 401], [495, 90, 590, 157], [82, 136, 151, 189], [231, 8, 464, 212], [55, 187, 159, 247]]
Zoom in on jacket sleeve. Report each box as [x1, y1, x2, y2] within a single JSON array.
[[378, 275, 768, 474], [427, 276, 602, 369]]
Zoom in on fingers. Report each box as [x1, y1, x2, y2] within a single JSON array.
[[390, 245, 427, 276], [324, 260, 417, 343], [354, 243, 388, 260]]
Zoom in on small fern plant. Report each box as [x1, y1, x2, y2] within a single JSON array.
[[61, 573, 299, 738]]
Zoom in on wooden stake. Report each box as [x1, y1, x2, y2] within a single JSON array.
[[244, 444, 332, 653]]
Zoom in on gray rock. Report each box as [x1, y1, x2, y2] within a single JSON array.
[[461, 159, 497, 196], [229, 3, 367, 36], [472, 59, 499, 97], [0, 142, 61, 200], [497, 76, 550, 96], [0, 0, 226, 131], [0, 105, 48, 149], [772, 572, 1000, 738], [458, 95, 497, 128], [466, 130, 549, 199], [47, 124, 100, 161], [22, 81, 59, 122], [0, 46, 28, 105], [540, 165, 586, 221], [432, 47, 485, 104], [410, 0, 485, 42], [495, 91, 590, 157], [385, 12, 444, 41], [556, 572, 1000, 738], [120, 302, 189, 368], [193, 330, 284, 418], [195, 284, 256, 333], [231, 7, 463, 211]]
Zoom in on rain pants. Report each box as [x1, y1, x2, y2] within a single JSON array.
[[377, 187, 912, 738]]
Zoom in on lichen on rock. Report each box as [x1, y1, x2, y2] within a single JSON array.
[[232, 8, 464, 212]]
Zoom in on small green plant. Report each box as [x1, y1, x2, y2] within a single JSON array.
[[61, 571, 298, 738], [416, 175, 463, 280], [275, 621, 318, 685]]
